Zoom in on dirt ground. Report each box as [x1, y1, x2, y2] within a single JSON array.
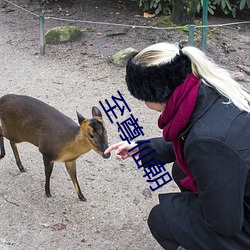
[[0, 0, 249, 249]]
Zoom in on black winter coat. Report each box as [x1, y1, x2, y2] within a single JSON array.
[[139, 84, 250, 250]]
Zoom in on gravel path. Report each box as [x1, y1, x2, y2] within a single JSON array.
[[0, 1, 249, 249], [0, 4, 178, 250]]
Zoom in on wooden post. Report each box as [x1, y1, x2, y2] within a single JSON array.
[[202, 0, 208, 51], [188, 25, 195, 46], [39, 11, 45, 55]]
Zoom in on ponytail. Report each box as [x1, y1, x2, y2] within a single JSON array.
[[182, 46, 250, 112]]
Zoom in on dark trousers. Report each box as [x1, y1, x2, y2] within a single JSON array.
[[148, 162, 188, 250]]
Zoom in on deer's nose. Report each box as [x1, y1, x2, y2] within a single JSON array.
[[103, 152, 111, 159]]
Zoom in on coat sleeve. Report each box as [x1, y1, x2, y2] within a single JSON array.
[[136, 137, 175, 168], [185, 136, 248, 237]]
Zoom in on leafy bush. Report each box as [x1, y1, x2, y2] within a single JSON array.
[[239, 0, 250, 9], [136, 0, 250, 17], [197, 0, 238, 17], [135, 0, 172, 15], [196, 0, 216, 15], [213, 0, 250, 17]]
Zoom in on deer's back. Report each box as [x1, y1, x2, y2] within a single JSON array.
[[0, 94, 79, 147]]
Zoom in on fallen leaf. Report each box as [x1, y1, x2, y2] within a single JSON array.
[[143, 12, 155, 18]]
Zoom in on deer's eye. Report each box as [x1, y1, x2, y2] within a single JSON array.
[[89, 133, 94, 139]]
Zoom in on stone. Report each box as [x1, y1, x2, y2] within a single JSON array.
[[231, 71, 247, 82], [112, 47, 138, 67], [0, 0, 6, 8], [141, 187, 152, 198], [45, 26, 82, 44]]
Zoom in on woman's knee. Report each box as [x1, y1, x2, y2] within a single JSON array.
[[148, 204, 161, 233], [148, 204, 180, 249], [148, 204, 174, 241]]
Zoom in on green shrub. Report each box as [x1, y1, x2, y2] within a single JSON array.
[[135, 0, 250, 18], [196, 0, 216, 15], [213, 0, 250, 17], [135, 0, 172, 15]]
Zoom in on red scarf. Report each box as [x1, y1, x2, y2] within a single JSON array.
[[158, 73, 200, 194]]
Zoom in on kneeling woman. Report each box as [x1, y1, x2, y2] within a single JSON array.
[[105, 42, 250, 250]]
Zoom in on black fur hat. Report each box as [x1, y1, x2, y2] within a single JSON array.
[[125, 52, 192, 103]]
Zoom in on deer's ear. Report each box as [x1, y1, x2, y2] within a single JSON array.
[[76, 111, 85, 125], [92, 106, 102, 118]]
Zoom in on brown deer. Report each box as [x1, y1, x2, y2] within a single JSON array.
[[0, 94, 110, 201]]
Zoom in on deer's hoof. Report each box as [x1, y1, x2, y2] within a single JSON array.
[[79, 196, 87, 202]]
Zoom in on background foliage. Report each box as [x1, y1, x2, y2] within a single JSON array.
[[38, 0, 250, 18], [135, 0, 250, 17]]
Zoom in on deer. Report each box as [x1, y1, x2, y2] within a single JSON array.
[[0, 94, 111, 201]]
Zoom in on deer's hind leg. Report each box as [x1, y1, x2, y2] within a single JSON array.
[[65, 161, 86, 202], [10, 141, 26, 172], [0, 126, 5, 159]]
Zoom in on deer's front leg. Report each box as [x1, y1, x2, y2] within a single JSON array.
[[43, 155, 54, 198], [65, 160, 86, 202]]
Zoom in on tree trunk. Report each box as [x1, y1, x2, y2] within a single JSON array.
[[171, 0, 198, 25]]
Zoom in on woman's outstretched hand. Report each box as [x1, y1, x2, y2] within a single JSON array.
[[104, 141, 139, 160]]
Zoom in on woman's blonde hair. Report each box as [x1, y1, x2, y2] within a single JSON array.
[[134, 42, 250, 113]]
